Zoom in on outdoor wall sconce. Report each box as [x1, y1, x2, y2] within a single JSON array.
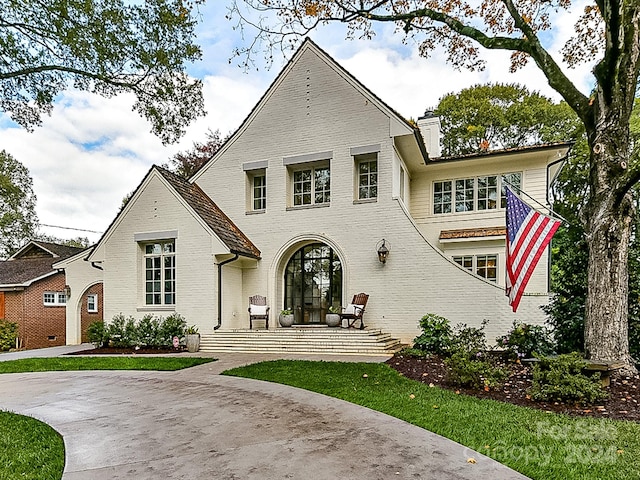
[[63, 285, 71, 298], [377, 239, 390, 264]]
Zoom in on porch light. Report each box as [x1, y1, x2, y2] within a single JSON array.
[[63, 285, 71, 298], [377, 239, 390, 264]]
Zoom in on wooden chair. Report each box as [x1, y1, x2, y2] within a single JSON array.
[[339, 293, 369, 329], [248, 295, 269, 329]]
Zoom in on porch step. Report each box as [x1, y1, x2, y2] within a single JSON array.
[[199, 328, 402, 356]]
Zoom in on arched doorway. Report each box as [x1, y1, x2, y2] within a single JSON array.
[[284, 243, 342, 324]]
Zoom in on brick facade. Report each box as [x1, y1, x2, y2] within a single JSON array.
[[80, 283, 103, 342], [4, 273, 67, 349]]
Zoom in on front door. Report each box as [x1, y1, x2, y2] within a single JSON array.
[[284, 243, 342, 324]]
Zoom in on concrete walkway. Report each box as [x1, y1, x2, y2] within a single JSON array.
[[0, 346, 528, 479]]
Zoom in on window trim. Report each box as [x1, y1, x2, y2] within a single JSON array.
[[355, 154, 378, 201], [289, 161, 331, 208], [453, 254, 498, 282], [87, 294, 98, 313], [252, 172, 267, 211], [43, 291, 67, 306], [143, 240, 176, 306]]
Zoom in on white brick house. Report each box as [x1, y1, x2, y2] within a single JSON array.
[[83, 39, 570, 346]]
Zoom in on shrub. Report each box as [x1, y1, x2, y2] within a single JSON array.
[[413, 314, 452, 355], [159, 313, 187, 346], [397, 347, 429, 358], [87, 321, 108, 348], [528, 353, 607, 403], [0, 319, 18, 351], [450, 320, 489, 356], [108, 314, 137, 347], [137, 314, 161, 347], [445, 350, 508, 389], [497, 321, 555, 359]]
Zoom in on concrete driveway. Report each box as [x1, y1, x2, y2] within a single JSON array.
[[0, 352, 528, 479]]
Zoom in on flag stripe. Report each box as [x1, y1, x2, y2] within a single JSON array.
[[505, 187, 561, 312]]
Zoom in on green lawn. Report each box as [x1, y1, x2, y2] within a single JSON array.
[[0, 356, 215, 374], [223, 360, 640, 480], [0, 411, 64, 480]]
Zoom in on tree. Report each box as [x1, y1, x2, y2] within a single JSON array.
[[0, 150, 38, 259], [230, 1, 640, 373], [34, 235, 91, 249], [164, 128, 228, 177], [1, 0, 205, 144], [434, 83, 580, 156]]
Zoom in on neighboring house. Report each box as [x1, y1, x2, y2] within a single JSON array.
[[85, 39, 570, 346], [0, 240, 103, 349]]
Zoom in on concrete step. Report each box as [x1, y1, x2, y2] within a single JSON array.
[[198, 328, 402, 356]]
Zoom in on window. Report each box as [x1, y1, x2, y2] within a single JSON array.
[[433, 181, 452, 214], [434, 173, 521, 214], [293, 166, 330, 206], [399, 165, 405, 202], [87, 294, 98, 313], [357, 156, 377, 200], [453, 255, 498, 282], [43, 292, 66, 306], [144, 241, 175, 305], [253, 173, 266, 210]]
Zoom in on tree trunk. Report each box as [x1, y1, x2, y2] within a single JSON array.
[[584, 104, 637, 376]]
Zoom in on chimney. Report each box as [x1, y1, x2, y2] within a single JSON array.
[[417, 110, 441, 158]]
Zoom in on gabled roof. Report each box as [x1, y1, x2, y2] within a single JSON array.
[[191, 37, 428, 183], [0, 240, 86, 287], [155, 167, 261, 258]]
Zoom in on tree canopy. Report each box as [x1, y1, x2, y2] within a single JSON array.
[[434, 83, 580, 156], [0, 0, 205, 144], [231, 0, 640, 372], [0, 150, 38, 259], [164, 129, 229, 178]]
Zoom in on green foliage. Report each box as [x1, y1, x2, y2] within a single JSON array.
[[137, 314, 162, 346], [397, 347, 429, 358], [185, 325, 199, 335], [413, 314, 452, 355], [497, 321, 555, 358], [0, 411, 64, 479], [0, 0, 205, 143], [0, 357, 215, 374], [0, 319, 17, 351], [0, 151, 38, 259], [163, 128, 229, 177], [87, 321, 108, 348], [160, 313, 187, 345], [529, 353, 607, 404], [434, 83, 581, 156], [445, 350, 508, 389], [108, 313, 138, 347], [449, 320, 488, 356]]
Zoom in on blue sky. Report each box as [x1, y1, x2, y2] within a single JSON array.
[[0, 1, 594, 244]]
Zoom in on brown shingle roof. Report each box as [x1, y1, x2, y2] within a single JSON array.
[[0, 241, 85, 286], [156, 167, 261, 259], [440, 227, 507, 240]]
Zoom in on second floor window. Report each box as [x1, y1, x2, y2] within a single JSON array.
[[293, 166, 330, 206], [145, 241, 175, 305], [434, 172, 521, 214], [357, 156, 377, 200], [253, 174, 266, 210]]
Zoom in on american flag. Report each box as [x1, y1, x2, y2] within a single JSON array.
[[505, 187, 561, 312]]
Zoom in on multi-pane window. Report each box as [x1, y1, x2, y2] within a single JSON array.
[[357, 158, 378, 200], [433, 181, 452, 214], [43, 292, 66, 306], [253, 174, 266, 210], [145, 241, 175, 305], [453, 255, 498, 282], [87, 294, 98, 313], [293, 166, 330, 206], [434, 173, 521, 214], [455, 179, 474, 212]]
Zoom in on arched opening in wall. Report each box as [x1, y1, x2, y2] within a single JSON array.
[[79, 283, 103, 342], [284, 243, 342, 325]]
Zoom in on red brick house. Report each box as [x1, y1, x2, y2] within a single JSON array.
[[0, 240, 102, 349]]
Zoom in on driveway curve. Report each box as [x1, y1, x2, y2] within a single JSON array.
[[0, 357, 528, 479]]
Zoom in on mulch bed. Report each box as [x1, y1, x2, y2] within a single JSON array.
[[386, 353, 640, 422], [66, 346, 186, 355]]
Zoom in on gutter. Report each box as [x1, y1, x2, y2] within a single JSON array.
[[214, 254, 240, 330]]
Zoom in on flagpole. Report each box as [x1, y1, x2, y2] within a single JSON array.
[[503, 180, 568, 224]]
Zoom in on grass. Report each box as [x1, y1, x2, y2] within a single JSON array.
[[0, 356, 215, 374], [223, 360, 640, 480], [0, 411, 64, 480]]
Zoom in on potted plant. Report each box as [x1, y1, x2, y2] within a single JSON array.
[[279, 309, 294, 327], [185, 325, 200, 353], [325, 305, 341, 327]]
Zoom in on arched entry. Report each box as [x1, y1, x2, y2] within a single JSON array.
[[284, 243, 342, 324]]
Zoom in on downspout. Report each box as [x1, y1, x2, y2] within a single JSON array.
[[214, 254, 239, 330]]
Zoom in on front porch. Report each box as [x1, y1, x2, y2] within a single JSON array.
[[199, 327, 403, 355]]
